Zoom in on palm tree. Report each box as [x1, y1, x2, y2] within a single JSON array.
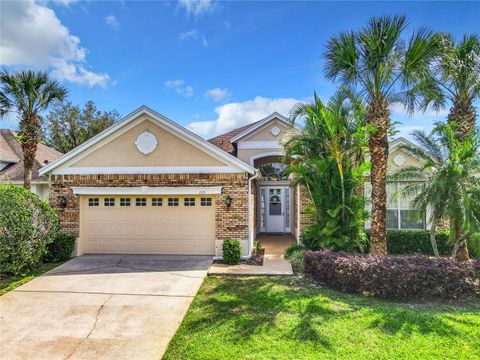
[[0, 70, 68, 189], [324, 15, 439, 255], [284, 92, 369, 251], [391, 123, 480, 261], [424, 34, 480, 139]]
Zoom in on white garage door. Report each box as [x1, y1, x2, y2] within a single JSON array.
[[80, 195, 215, 255]]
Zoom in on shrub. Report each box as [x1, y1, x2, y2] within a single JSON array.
[[44, 233, 75, 263], [0, 185, 59, 274], [285, 244, 306, 273], [299, 227, 322, 251], [301, 225, 367, 252], [304, 250, 480, 300], [223, 239, 241, 265]]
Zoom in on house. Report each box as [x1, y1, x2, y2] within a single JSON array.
[[0, 129, 63, 200], [39, 106, 424, 258]]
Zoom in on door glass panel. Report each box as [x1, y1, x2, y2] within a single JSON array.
[[260, 188, 266, 229], [285, 188, 290, 228], [269, 189, 281, 216]]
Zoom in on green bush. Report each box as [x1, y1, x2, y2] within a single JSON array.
[[223, 239, 241, 265], [299, 227, 322, 251], [300, 225, 367, 252], [285, 244, 306, 273], [44, 233, 75, 263], [0, 185, 59, 274]]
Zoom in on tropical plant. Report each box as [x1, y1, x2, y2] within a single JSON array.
[[43, 100, 121, 153], [0, 70, 68, 189], [324, 15, 439, 255], [390, 123, 480, 261], [422, 34, 480, 139], [284, 92, 369, 252]]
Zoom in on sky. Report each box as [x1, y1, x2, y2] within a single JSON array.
[[1, 0, 479, 140]]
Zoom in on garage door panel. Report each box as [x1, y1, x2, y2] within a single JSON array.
[[81, 195, 215, 255]]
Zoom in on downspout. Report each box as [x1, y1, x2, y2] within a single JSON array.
[[247, 169, 261, 258]]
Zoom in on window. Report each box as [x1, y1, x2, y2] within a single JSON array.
[[120, 198, 131, 207], [269, 189, 282, 215], [201, 197, 212, 206], [184, 197, 195, 206], [168, 197, 179, 206], [386, 182, 425, 230], [88, 198, 99, 207], [136, 198, 146, 206], [152, 198, 162, 206], [258, 162, 288, 181], [285, 188, 290, 228], [104, 198, 115, 207]]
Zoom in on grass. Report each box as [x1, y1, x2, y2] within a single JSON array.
[[0, 262, 62, 296], [164, 276, 480, 360]]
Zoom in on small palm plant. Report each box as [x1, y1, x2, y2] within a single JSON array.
[[284, 91, 370, 252], [390, 123, 480, 260], [0, 70, 68, 189]]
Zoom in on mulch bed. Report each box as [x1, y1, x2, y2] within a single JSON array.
[[214, 248, 265, 266]]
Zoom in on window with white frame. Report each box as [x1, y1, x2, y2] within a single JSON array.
[[201, 197, 212, 206], [386, 182, 425, 230], [136, 198, 147, 207], [104, 198, 115, 207], [168, 197, 179, 207], [120, 198, 131, 207], [152, 198, 162, 206], [184, 197, 195, 206], [88, 198, 99, 207]]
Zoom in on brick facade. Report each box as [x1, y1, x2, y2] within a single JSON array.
[[49, 173, 249, 244], [299, 185, 315, 232]]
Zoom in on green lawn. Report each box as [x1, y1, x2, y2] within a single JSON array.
[[0, 262, 62, 296], [164, 276, 480, 360]]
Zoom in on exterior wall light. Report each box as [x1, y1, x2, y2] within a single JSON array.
[[225, 195, 233, 208], [58, 196, 67, 209]]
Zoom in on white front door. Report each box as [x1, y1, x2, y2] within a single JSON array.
[[266, 188, 284, 232]]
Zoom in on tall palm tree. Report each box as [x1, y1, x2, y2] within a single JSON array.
[[391, 123, 480, 261], [0, 70, 68, 189], [424, 34, 480, 139], [324, 15, 439, 255], [284, 92, 369, 251]]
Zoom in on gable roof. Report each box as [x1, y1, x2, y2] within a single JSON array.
[[39, 105, 256, 175], [0, 129, 63, 183], [229, 112, 291, 143], [208, 121, 262, 154]]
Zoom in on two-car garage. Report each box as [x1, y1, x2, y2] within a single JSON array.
[[76, 187, 219, 256]]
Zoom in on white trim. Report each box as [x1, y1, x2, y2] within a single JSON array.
[[230, 112, 292, 142], [237, 141, 282, 150], [249, 151, 284, 166], [72, 186, 223, 195], [51, 166, 244, 175], [39, 105, 255, 176], [247, 170, 261, 257]]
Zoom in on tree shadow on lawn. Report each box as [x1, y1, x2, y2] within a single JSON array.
[[182, 277, 478, 348]]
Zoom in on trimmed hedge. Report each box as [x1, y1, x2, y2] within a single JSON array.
[[304, 250, 480, 300], [44, 233, 76, 263], [365, 230, 451, 256], [223, 239, 241, 265]]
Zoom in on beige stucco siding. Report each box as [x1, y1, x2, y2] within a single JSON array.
[[72, 118, 224, 167], [237, 149, 285, 164], [241, 120, 290, 142], [387, 147, 420, 172]]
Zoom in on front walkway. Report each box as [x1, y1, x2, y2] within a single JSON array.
[[208, 234, 295, 276], [0, 255, 211, 360]]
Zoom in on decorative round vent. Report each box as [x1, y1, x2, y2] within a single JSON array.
[[271, 126, 281, 137], [393, 154, 406, 166], [135, 131, 158, 155]]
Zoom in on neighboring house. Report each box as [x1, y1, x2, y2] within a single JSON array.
[[39, 106, 425, 258], [0, 129, 63, 200]]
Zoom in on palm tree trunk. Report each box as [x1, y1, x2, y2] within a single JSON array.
[[20, 115, 40, 190], [448, 98, 477, 140], [429, 222, 439, 257], [453, 218, 469, 261], [367, 100, 390, 256]]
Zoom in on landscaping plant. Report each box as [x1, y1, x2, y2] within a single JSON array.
[[391, 122, 480, 260], [285, 92, 369, 252], [0, 70, 67, 189], [44, 233, 76, 263], [324, 15, 439, 255], [0, 185, 59, 274], [222, 239, 241, 265]]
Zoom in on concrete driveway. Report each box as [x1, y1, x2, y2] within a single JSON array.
[[0, 255, 212, 360]]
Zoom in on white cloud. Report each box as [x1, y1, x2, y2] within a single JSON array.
[[165, 79, 194, 97], [389, 102, 448, 119], [50, 0, 78, 6], [0, 0, 109, 87], [178, 0, 217, 18], [204, 88, 231, 102], [179, 29, 208, 47], [187, 96, 302, 138], [105, 15, 119, 29]]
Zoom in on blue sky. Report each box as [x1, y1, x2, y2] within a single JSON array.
[[1, 0, 479, 139]]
